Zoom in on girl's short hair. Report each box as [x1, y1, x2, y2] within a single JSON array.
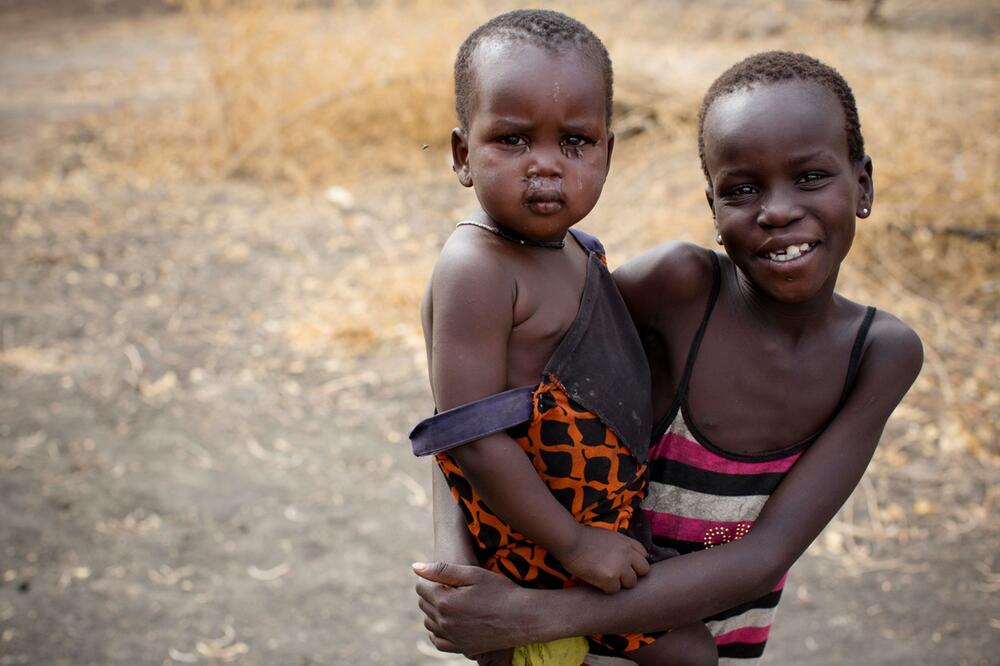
[[697, 51, 866, 181]]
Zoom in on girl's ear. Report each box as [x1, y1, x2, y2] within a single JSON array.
[[706, 184, 724, 245], [856, 155, 874, 218], [451, 128, 473, 188]]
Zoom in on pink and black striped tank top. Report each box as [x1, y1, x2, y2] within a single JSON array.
[[587, 251, 876, 666]]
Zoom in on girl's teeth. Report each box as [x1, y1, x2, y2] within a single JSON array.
[[767, 242, 815, 262]]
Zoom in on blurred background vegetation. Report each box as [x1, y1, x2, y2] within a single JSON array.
[[137, 0, 997, 453], [0, 0, 996, 663]]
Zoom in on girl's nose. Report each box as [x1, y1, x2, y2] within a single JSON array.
[[756, 193, 804, 228]]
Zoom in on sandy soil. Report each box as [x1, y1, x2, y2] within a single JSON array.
[[0, 3, 997, 665]]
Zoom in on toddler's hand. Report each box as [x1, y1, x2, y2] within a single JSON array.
[[557, 526, 649, 594]]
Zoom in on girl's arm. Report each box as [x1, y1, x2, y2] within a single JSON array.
[[415, 313, 923, 653]]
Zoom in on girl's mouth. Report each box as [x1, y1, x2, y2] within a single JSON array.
[[765, 241, 818, 263]]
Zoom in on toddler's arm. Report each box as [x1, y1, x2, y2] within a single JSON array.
[[431, 466, 516, 666], [432, 465, 478, 565], [428, 242, 647, 594]]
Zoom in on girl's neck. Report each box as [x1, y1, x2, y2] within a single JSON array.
[[733, 267, 840, 342]]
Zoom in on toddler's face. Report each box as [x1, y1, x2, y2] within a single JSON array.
[[702, 80, 873, 304], [453, 41, 612, 241]]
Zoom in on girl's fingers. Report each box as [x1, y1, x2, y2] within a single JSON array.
[[415, 578, 448, 604], [417, 597, 438, 622], [428, 633, 462, 653], [423, 616, 462, 653], [412, 561, 482, 587]]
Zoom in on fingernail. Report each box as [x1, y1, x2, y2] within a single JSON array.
[[411, 562, 427, 571]]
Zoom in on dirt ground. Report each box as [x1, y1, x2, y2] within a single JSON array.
[[1, 2, 998, 665]]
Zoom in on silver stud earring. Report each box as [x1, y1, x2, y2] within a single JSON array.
[[860, 207, 869, 216], [715, 233, 724, 245]]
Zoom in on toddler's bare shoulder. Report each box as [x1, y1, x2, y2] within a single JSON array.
[[431, 230, 516, 308]]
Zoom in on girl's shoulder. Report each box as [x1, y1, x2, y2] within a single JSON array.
[[863, 308, 924, 370], [613, 241, 717, 314], [831, 294, 923, 383]]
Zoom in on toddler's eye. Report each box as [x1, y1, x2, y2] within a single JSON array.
[[497, 135, 526, 146], [562, 135, 590, 147]]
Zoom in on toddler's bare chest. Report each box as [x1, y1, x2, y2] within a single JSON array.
[[507, 262, 589, 385]]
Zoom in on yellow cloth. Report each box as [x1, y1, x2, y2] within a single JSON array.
[[512, 637, 589, 666]]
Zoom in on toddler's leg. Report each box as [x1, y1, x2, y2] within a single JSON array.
[[626, 622, 717, 666]]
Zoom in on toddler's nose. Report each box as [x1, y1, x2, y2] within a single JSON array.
[[525, 146, 563, 178]]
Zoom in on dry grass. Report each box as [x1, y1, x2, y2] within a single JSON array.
[[124, 0, 479, 186], [87, 0, 997, 491], [108, 0, 1000, 464]]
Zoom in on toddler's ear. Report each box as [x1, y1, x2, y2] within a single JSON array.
[[704, 183, 716, 217], [451, 128, 473, 188]]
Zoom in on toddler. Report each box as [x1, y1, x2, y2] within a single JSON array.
[[410, 9, 716, 666]]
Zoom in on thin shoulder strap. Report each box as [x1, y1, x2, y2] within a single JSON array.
[[567, 228, 606, 258], [834, 306, 878, 407], [651, 251, 721, 438], [675, 251, 722, 404], [801, 306, 878, 443]]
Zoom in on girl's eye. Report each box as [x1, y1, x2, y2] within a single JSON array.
[[723, 185, 756, 198], [497, 135, 526, 146], [797, 172, 827, 185]]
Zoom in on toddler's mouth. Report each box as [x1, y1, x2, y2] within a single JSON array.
[[523, 179, 564, 214], [524, 194, 564, 215]]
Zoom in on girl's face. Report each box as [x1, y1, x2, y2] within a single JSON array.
[[702, 80, 873, 304], [451, 41, 613, 242]]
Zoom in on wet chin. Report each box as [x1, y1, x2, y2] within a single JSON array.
[[759, 270, 831, 303]]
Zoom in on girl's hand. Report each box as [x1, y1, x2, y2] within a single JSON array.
[[474, 648, 515, 666], [557, 526, 650, 594], [414, 562, 532, 654]]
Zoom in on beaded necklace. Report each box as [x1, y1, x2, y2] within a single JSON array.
[[455, 220, 565, 249]]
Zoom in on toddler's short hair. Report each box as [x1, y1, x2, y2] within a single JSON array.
[[697, 51, 866, 181], [454, 9, 613, 131]]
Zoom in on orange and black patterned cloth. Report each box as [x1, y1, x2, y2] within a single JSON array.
[[410, 229, 671, 654]]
